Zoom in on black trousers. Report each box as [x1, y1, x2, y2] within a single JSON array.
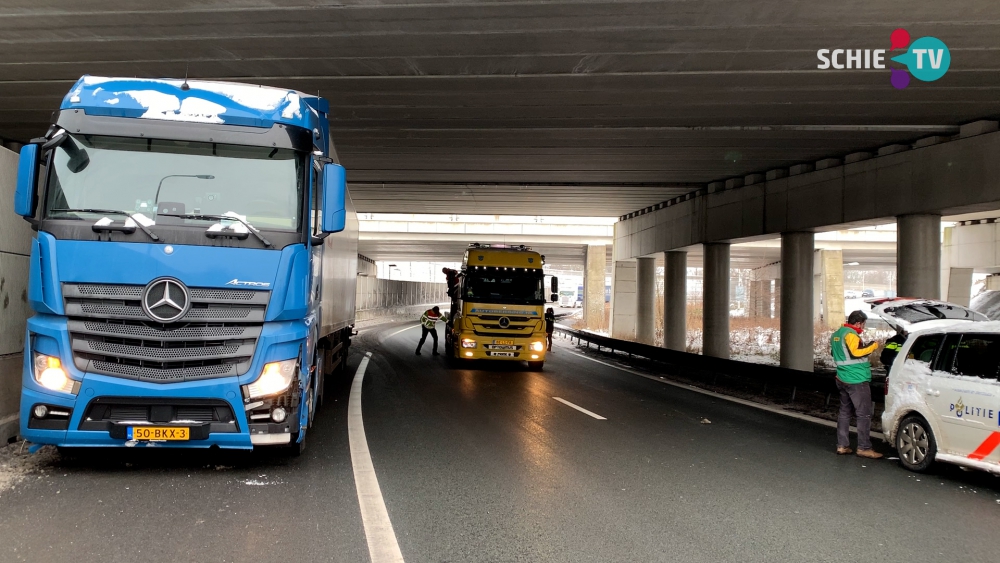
[[417, 326, 438, 353]]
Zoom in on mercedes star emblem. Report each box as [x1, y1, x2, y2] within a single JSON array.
[[498, 316, 511, 328], [141, 278, 190, 323]]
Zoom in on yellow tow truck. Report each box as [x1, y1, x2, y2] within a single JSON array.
[[444, 244, 558, 370]]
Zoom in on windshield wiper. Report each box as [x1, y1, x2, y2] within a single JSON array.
[[50, 208, 160, 242], [157, 213, 272, 248]]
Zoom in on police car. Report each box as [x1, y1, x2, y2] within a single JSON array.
[[873, 298, 1000, 474]]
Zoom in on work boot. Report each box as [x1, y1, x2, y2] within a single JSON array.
[[836, 447, 853, 455], [415, 350, 421, 356], [856, 449, 883, 459], [432, 350, 439, 356]]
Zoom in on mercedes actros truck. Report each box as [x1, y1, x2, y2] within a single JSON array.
[[12, 76, 357, 453], [444, 244, 557, 370]]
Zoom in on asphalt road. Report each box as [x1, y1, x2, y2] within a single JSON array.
[[0, 320, 998, 562]]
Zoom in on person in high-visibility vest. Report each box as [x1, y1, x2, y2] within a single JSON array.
[[830, 310, 883, 459], [879, 329, 907, 369], [416, 306, 448, 356]]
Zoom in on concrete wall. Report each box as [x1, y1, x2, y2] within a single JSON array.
[[355, 276, 447, 312], [0, 146, 33, 443], [615, 127, 1000, 261]]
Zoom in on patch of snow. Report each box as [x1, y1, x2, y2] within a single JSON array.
[[121, 90, 226, 124], [280, 92, 301, 118], [104, 98, 120, 105]]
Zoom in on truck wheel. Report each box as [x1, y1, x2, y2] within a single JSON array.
[[527, 361, 544, 371], [897, 415, 936, 473]]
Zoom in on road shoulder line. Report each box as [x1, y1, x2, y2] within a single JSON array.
[[553, 397, 607, 420], [348, 351, 406, 563], [566, 349, 885, 441]]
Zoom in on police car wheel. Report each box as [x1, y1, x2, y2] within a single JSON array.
[[897, 415, 936, 472]]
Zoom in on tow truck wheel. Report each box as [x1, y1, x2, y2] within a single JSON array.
[[897, 415, 936, 473], [527, 361, 544, 371]]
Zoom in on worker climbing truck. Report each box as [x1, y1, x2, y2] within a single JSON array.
[[444, 244, 557, 370], [12, 76, 358, 453]]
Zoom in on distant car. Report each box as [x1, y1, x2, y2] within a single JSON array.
[[873, 298, 998, 474], [861, 289, 875, 298], [845, 290, 860, 299]]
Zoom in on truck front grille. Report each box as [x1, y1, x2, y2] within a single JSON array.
[[63, 283, 268, 383]]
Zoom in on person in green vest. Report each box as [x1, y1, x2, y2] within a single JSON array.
[[830, 310, 883, 459]]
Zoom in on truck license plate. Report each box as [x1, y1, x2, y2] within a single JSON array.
[[490, 345, 516, 350], [493, 339, 514, 345], [128, 427, 190, 441], [490, 352, 516, 357]]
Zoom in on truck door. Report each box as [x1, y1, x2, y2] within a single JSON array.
[[925, 333, 1000, 459]]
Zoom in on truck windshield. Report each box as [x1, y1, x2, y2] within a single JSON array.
[[464, 267, 545, 305], [44, 134, 304, 231]]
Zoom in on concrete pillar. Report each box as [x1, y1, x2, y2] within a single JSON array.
[[663, 251, 687, 351], [780, 233, 814, 371], [946, 267, 974, 306], [703, 242, 730, 359], [610, 260, 636, 340], [897, 214, 941, 299], [819, 249, 845, 328], [635, 257, 656, 345], [584, 244, 607, 330]]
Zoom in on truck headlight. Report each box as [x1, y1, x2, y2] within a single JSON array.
[[461, 338, 477, 348], [530, 341, 545, 352], [245, 359, 297, 399], [33, 353, 76, 394]]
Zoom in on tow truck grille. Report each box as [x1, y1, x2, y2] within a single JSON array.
[[63, 283, 268, 383]]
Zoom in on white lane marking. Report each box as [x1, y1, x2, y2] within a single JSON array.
[[565, 350, 885, 441], [348, 352, 406, 563], [553, 397, 607, 420], [385, 324, 419, 339]]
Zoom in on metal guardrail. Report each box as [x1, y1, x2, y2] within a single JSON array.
[[554, 324, 885, 403]]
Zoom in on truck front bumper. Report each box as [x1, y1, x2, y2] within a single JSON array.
[[453, 333, 548, 362], [20, 314, 310, 450]]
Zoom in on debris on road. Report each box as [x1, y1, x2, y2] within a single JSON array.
[[0, 441, 58, 496], [701, 418, 712, 424]]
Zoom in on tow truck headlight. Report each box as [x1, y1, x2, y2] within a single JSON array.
[[245, 359, 297, 399], [33, 353, 76, 394], [530, 341, 545, 352], [461, 338, 477, 348]]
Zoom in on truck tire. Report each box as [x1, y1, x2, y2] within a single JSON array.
[[896, 415, 936, 473], [527, 361, 544, 371]]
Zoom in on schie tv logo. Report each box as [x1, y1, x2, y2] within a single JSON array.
[[817, 28, 951, 89]]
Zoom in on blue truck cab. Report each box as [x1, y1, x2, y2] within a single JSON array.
[[12, 76, 359, 453]]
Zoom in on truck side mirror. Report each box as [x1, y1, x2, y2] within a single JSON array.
[[321, 162, 346, 233], [550, 276, 559, 302], [14, 144, 40, 218]]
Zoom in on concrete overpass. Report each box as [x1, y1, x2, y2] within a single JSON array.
[[1, 0, 998, 219]]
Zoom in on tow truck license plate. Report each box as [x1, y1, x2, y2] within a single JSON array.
[[491, 351, 516, 357], [493, 339, 514, 345], [129, 427, 190, 441]]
